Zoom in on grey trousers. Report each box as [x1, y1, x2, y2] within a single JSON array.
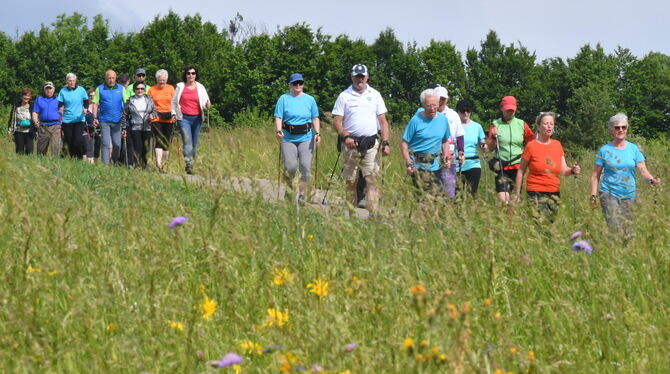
[[281, 139, 314, 182], [37, 125, 61, 157], [600, 192, 637, 238]]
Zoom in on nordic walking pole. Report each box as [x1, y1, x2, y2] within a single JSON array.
[[276, 143, 282, 200], [321, 151, 341, 205], [313, 137, 319, 202], [123, 133, 129, 169]]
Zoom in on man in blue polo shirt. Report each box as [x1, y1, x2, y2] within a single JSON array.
[[92, 70, 125, 165], [32, 81, 62, 157]]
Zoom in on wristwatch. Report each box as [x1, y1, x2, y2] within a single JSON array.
[[382, 140, 390, 147]]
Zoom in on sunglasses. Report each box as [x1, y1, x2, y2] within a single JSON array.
[[136, 74, 146, 77], [135, 87, 145, 91], [186, 71, 197, 75], [614, 125, 627, 131], [291, 81, 304, 86]]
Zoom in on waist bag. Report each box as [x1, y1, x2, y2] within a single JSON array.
[[157, 112, 173, 120], [283, 123, 312, 134], [488, 155, 520, 172]]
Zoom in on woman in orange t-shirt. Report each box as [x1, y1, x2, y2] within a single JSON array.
[[514, 112, 581, 221], [148, 69, 175, 172]]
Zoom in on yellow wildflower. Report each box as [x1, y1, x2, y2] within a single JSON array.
[[447, 304, 459, 319], [415, 354, 424, 362], [279, 352, 298, 372], [167, 320, 184, 331], [240, 340, 263, 355], [48, 270, 59, 276], [307, 234, 314, 239], [27, 265, 42, 274], [273, 268, 293, 286], [509, 347, 517, 355], [201, 296, 217, 320], [443, 289, 453, 297], [419, 339, 429, 348], [484, 298, 493, 306], [265, 308, 289, 327], [339, 371, 352, 374], [199, 284, 206, 294], [528, 351, 535, 361], [494, 370, 503, 374], [345, 287, 354, 295], [431, 347, 440, 355], [403, 338, 415, 352], [233, 364, 242, 374], [106, 323, 116, 332], [439, 353, 447, 362], [494, 312, 501, 320], [307, 279, 329, 299], [410, 284, 427, 295], [461, 301, 471, 315]]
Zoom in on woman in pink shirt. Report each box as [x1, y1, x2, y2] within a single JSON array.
[[172, 66, 211, 174]]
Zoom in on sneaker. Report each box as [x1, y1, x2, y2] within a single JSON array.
[[185, 163, 193, 175]]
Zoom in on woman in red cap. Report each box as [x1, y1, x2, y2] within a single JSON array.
[[487, 96, 535, 203]]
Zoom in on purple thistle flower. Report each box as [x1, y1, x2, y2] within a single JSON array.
[[213, 353, 243, 367], [344, 343, 358, 353], [169, 216, 188, 229], [311, 365, 324, 373], [196, 350, 204, 361], [572, 240, 593, 254], [569, 231, 583, 241]]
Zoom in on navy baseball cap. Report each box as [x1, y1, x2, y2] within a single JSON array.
[[289, 73, 304, 83], [351, 64, 368, 76]]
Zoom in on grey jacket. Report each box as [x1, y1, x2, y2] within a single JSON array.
[[123, 95, 157, 131]]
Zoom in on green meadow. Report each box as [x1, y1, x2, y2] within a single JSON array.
[[1, 125, 668, 373]]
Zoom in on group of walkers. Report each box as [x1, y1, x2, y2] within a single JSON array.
[[6, 66, 210, 174], [273, 63, 661, 237], [6, 62, 662, 236]]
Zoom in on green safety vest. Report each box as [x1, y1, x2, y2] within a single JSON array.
[[492, 117, 525, 165]]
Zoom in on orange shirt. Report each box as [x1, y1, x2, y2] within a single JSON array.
[[521, 139, 565, 192], [148, 84, 175, 123]]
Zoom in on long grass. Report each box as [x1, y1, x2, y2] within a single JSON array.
[[0, 126, 668, 373]]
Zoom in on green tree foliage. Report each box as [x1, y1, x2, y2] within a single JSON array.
[[1, 13, 669, 145]]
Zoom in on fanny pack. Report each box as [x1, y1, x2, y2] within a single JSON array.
[[282, 123, 312, 135], [353, 135, 377, 154], [157, 111, 173, 120], [18, 120, 32, 127], [413, 152, 438, 164], [488, 155, 520, 172]]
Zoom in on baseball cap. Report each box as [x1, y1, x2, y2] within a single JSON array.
[[288, 73, 304, 83], [118, 74, 130, 84], [434, 86, 449, 99], [351, 64, 368, 76], [43, 81, 55, 89], [500, 96, 518, 111], [135, 68, 147, 76]]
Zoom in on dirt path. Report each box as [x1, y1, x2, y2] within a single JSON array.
[[163, 173, 371, 218]]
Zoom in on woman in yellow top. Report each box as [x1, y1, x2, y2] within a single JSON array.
[[148, 69, 175, 172]]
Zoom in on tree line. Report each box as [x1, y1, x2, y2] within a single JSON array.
[[1, 12, 668, 149]]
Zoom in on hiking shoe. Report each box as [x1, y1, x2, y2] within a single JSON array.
[[185, 163, 193, 175]]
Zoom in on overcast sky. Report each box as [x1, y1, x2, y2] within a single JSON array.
[[2, 0, 668, 61]]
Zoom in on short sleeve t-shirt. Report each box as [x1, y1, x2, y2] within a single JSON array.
[[461, 120, 486, 172], [57, 86, 88, 123], [332, 85, 387, 137], [402, 111, 451, 171], [148, 84, 175, 123], [521, 139, 565, 193], [179, 86, 201, 116], [274, 93, 319, 143], [595, 142, 645, 199]]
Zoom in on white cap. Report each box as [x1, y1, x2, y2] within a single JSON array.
[[434, 86, 448, 99]]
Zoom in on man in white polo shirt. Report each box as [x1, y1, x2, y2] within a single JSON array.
[[332, 64, 391, 214]]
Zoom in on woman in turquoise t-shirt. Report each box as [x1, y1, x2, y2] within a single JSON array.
[[590, 113, 660, 237], [455, 99, 486, 196], [273, 73, 321, 202]]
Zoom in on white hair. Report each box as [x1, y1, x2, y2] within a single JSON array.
[[419, 89, 438, 106], [65, 73, 77, 81], [607, 112, 629, 130], [155, 69, 168, 80]]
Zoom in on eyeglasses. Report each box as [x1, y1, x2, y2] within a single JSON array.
[[136, 74, 145, 77], [614, 125, 628, 131], [291, 81, 304, 86], [135, 88, 145, 91], [186, 71, 197, 75]]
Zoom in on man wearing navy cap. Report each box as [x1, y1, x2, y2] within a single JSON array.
[[332, 64, 391, 215]]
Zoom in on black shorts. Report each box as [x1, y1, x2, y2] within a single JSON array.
[[495, 169, 518, 193]]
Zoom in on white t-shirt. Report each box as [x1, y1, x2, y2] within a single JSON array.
[[332, 85, 387, 137]]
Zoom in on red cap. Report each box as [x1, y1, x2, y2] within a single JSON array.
[[500, 96, 517, 111]]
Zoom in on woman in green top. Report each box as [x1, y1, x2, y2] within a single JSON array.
[[486, 96, 535, 203], [7, 88, 35, 155]]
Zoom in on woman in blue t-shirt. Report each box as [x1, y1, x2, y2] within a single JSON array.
[[590, 113, 660, 237], [455, 99, 486, 196], [273, 73, 321, 202]]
